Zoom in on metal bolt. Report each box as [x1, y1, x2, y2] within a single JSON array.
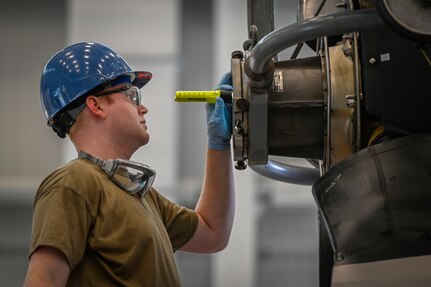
[[336, 1, 347, 8], [343, 46, 352, 57], [235, 161, 247, 170], [345, 94, 356, 108], [369, 57, 376, 64], [236, 98, 249, 111], [234, 120, 244, 134], [342, 33, 353, 40], [232, 50, 244, 60], [336, 252, 344, 261]]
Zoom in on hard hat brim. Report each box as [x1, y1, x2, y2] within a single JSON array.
[[130, 71, 152, 88]]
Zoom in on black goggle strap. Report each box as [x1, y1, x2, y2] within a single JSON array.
[[94, 85, 131, 97], [78, 151, 118, 177]]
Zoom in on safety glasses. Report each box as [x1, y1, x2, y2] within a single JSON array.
[[96, 85, 142, 107], [79, 151, 156, 198]]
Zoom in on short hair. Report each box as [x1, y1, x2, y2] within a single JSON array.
[[68, 94, 115, 141]]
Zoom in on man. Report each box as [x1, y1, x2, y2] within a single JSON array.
[[24, 42, 234, 286]]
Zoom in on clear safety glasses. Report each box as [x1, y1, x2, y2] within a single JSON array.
[[96, 85, 142, 107], [78, 151, 156, 198]]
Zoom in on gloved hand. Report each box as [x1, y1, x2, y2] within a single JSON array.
[[205, 72, 233, 150]]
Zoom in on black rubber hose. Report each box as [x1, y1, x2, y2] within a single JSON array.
[[248, 9, 383, 76]]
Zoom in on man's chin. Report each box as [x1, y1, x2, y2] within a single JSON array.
[[141, 134, 150, 146]]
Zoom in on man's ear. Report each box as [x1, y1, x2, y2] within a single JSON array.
[[85, 96, 105, 116]]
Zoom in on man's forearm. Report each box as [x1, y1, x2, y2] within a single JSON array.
[[195, 148, 235, 249]]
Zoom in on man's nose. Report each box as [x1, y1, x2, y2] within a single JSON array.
[[138, 104, 148, 116]]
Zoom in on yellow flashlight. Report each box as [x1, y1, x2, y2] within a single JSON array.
[[175, 90, 232, 104]]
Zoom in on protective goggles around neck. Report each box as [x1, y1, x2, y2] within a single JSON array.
[[78, 151, 156, 198]]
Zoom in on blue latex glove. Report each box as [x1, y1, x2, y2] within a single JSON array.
[[205, 72, 233, 150]]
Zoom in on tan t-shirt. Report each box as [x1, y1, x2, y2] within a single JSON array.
[[29, 159, 198, 287]]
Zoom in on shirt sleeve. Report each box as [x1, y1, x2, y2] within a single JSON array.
[[29, 187, 94, 270], [148, 189, 198, 251]]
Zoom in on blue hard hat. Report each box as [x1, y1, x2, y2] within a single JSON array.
[[40, 42, 152, 137]]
